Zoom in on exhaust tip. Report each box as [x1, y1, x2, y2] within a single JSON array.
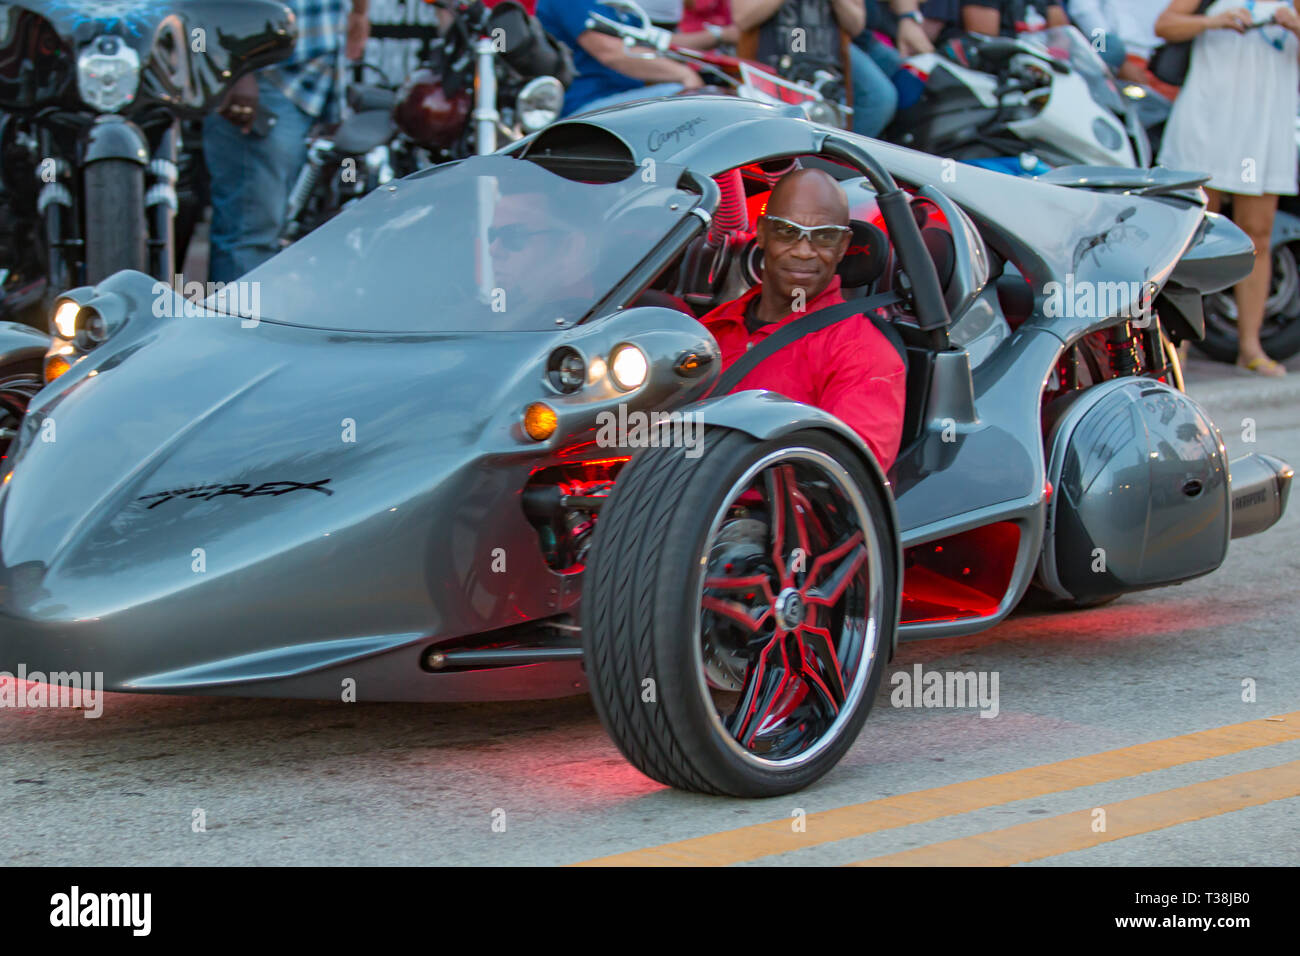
[[1229, 454, 1293, 539]]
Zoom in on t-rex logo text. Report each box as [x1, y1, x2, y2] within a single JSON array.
[[137, 479, 334, 510]]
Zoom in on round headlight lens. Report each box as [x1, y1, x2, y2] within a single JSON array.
[[516, 76, 564, 134], [53, 299, 80, 339], [610, 344, 648, 391], [74, 307, 107, 349], [546, 347, 586, 394]]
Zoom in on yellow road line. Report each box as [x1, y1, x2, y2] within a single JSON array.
[[849, 759, 1300, 866], [575, 713, 1299, 866]]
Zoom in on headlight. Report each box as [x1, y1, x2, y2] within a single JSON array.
[[610, 344, 648, 391], [516, 76, 564, 134], [77, 36, 140, 113], [52, 299, 80, 339], [546, 347, 586, 394], [75, 306, 109, 349]]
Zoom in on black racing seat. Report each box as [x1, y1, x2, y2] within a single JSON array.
[[838, 220, 907, 375]]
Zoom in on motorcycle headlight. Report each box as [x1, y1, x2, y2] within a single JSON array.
[[77, 35, 140, 113], [516, 76, 564, 134]]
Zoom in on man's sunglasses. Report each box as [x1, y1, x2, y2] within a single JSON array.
[[762, 214, 852, 249]]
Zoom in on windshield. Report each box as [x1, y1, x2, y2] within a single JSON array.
[[1018, 25, 1123, 114], [231, 154, 699, 332]]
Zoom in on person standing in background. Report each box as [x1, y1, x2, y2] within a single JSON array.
[[204, 0, 369, 284], [959, 0, 1070, 36], [733, 1, 933, 137], [1068, 0, 1168, 81], [1156, 0, 1300, 377]]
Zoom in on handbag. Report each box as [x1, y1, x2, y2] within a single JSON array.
[[1147, 0, 1215, 87]]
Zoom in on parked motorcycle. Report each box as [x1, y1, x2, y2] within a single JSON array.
[[280, 0, 572, 242], [280, 68, 423, 244], [890, 26, 1166, 171], [585, 0, 850, 128], [0, 0, 294, 460], [0, 0, 294, 325], [395, 0, 572, 159]]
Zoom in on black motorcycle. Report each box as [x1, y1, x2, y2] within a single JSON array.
[[0, 0, 295, 331], [0, 0, 295, 462], [279, 0, 572, 244]]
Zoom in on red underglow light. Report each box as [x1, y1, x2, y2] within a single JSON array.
[[901, 522, 1021, 624]]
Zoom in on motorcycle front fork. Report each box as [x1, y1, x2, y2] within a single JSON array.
[[473, 37, 500, 155], [37, 119, 178, 299]]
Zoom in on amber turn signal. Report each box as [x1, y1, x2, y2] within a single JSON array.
[[44, 353, 72, 384], [523, 402, 558, 441]]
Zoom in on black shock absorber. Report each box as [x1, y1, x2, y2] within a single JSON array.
[[1106, 320, 1139, 377]]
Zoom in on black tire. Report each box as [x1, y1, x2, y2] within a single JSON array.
[[83, 159, 148, 284], [583, 427, 899, 797], [0, 360, 42, 465], [1195, 242, 1300, 363]]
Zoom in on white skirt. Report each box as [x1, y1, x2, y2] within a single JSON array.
[[1157, 0, 1299, 196]]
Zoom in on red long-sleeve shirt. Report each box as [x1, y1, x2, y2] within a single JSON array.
[[699, 276, 907, 471]]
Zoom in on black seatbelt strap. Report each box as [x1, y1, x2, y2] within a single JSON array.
[[709, 289, 902, 397]]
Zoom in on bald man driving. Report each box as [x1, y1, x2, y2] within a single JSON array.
[[698, 168, 908, 470]]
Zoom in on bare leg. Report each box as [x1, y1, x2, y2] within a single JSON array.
[[1228, 191, 1284, 375]]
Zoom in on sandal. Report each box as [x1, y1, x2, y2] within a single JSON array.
[[1237, 355, 1288, 378]]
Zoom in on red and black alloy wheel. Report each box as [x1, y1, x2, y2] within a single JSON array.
[[584, 426, 898, 797]]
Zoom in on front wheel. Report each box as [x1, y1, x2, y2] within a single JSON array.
[[583, 427, 899, 797], [83, 159, 148, 284]]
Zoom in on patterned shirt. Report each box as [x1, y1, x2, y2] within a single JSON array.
[[263, 0, 351, 120]]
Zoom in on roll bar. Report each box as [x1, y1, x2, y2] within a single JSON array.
[[820, 135, 952, 350]]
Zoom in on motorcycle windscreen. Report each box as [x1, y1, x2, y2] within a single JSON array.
[[232, 154, 699, 333], [1018, 25, 1124, 114]]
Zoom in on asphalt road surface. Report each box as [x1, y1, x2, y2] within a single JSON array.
[[2, 353, 1298, 867]]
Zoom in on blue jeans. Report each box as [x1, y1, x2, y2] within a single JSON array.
[[849, 38, 902, 138], [1097, 32, 1127, 73], [573, 82, 685, 116], [203, 75, 317, 283]]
